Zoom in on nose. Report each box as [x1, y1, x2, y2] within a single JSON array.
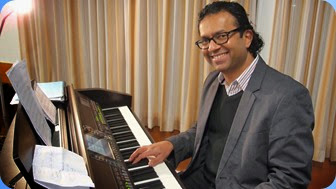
[[207, 39, 221, 52]]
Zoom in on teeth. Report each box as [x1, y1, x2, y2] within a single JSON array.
[[212, 52, 228, 60]]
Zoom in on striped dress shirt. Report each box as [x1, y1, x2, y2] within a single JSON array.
[[217, 55, 259, 96]]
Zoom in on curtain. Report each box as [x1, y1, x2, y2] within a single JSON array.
[[268, 0, 336, 162], [16, 0, 335, 162], [17, 0, 216, 133]]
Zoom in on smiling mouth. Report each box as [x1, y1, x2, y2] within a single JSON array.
[[211, 51, 229, 61]]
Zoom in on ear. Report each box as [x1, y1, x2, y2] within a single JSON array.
[[244, 29, 253, 48]]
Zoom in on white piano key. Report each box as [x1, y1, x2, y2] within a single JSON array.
[[109, 125, 128, 129], [116, 138, 137, 144], [128, 164, 150, 171], [111, 130, 132, 136], [119, 106, 152, 146], [133, 177, 161, 186], [119, 146, 140, 152]]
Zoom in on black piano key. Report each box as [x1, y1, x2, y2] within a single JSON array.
[[103, 112, 119, 116], [132, 172, 159, 183], [122, 153, 132, 160], [129, 167, 158, 182], [112, 130, 132, 137], [105, 113, 123, 118], [129, 166, 155, 176], [121, 151, 135, 160], [125, 159, 149, 169], [100, 107, 174, 188], [135, 179, 165, 189], [114, 132, 135, 140], [120, 148, 137, 159], [106, 117, 126, 122], [113, 132, 135, 142], [104, 113, 121, 120], [110, 126, 131, 133], [107, 119, 128, 127], [118, 140, 140, 149], [102, 108, 121, 115]]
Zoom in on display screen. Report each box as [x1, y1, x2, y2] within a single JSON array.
[[85, 134, 114, 159]]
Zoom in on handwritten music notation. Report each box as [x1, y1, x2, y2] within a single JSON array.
[[32, 145, 94, 189]]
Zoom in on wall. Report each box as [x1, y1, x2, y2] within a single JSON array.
[[0, 11, 21, 63], [256, 0, 276, 63]]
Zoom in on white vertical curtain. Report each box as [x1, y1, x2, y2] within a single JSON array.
[[16, 0, 336, 162], [17, 0, 215, 133], [266, 0, 336, 162]]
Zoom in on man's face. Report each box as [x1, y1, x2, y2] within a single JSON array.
[[199, 11, 252, 77]]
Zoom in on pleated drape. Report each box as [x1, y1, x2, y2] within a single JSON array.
[[16, 0, 336, 162], [268, 0, 336, 162]]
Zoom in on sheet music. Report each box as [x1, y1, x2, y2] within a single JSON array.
[[33, 145, 94, 189], [35, 84, 57, 125], [6, 61, 52, 146]]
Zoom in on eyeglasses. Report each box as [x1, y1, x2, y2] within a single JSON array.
[[195, 27, 242, 50]]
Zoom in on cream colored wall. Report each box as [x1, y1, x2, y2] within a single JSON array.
[[0, 13, 21, 63], [256, 0, 276, 64]]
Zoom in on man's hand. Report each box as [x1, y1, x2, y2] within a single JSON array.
[[129, 141, 174, 167]]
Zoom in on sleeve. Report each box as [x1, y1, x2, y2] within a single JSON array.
[[165, 71, 220, 168], [165, 124, 197, 167], [255, 86, 314, 189]]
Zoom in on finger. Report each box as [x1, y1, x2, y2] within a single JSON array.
[[148, 154, 165, 167], [132, 149, 158, 164], [129, 147, 147, 161]]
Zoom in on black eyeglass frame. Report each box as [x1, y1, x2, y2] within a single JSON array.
[[195, 27, 243, 50]]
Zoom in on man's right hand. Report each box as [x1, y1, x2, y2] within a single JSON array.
[[129, 141, 174, 167]]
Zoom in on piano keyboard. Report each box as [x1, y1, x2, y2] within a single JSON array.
[[102, 106, 182, 189]]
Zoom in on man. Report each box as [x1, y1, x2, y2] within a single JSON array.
[[130, 1, 314, 188]]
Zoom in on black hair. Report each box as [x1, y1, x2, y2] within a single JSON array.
[[198, 1, 264, 57]]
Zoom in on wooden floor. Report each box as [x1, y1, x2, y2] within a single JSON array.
[[147, 126, 336, 189]]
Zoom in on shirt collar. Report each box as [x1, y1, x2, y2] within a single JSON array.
[[217, 55, 259, 96]]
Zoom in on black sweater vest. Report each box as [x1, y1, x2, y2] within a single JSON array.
[[204, 85, 243, 183]]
